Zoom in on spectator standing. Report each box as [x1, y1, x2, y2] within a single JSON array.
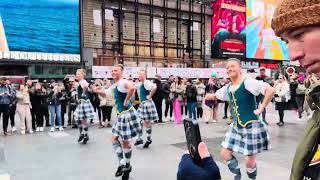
[[59, 83, 68, 128], [256, 67, 273, 124], [185, 79, 197, 120], [296, 76, 307, 119], [16, 84, 33, 134], [0, 77, 13, 136], [153, 74, 164, 123], [203, 72, 219, 124], [171, 76, 184, 124], [67, 82, 79, 128], [274, 75, 290, 126], [6, 79, 17, 132], [47, 83, 63, 132], [195, 79, 205, 120], [26, 80, 37, 131], [33, 83, 47, 132], [163, 75, 174, 122]]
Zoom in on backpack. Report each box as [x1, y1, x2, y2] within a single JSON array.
[[296, 84, 306, 95]]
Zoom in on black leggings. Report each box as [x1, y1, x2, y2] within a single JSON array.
[[101, 106, 113, 122], [276, 102, 286, 123], [197, 107, 203, 118], [165, 102, 173, 118]]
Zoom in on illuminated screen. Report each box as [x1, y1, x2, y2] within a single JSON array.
[[246, 0, 289, 60], [0, 0, 80, 62], [211, 0, 246, 58]]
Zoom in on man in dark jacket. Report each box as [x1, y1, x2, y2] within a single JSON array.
[[153, 74, 164, 123], [163, 75, 174, 122], [255, 67, 273, 125], [0, 77, 13, 136], [186, 79, 197, 120]]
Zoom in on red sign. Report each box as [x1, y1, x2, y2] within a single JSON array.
[[260, 63, 279, 69]]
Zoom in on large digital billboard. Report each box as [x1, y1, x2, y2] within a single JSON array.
[[0, 0, 80, 62], [211, 0, 246, 58], [246, 0, 289, 60]]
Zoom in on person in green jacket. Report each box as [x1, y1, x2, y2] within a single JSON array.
[[272, 0, 320, 179]]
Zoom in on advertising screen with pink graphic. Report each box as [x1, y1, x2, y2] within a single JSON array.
[[211, 0, 246, 58], [246, 0, 289, 60]]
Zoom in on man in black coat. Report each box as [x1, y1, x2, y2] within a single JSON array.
[[153, 74, 164, 123]]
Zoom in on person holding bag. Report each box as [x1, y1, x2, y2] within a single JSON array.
[[274, 75, 290, 127]]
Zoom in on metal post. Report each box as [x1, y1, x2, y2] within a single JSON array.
[[118, 0, 123, 61], [102, 0, 107, 56], [176, 0, 181, 58], [150, 0, 154, 57], [134, 0, 139, 58]]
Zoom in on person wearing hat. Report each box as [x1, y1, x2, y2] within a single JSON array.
[[0, 77, 13, 136], [272, 1, 320, 179], [211, 58, 275, 180], [203, 71, 220, 124]]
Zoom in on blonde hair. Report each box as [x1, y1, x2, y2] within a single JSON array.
[[77, 69, 87, 76], [114, 64, 124, 71]]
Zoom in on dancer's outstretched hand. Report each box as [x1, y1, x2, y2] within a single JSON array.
[[177, 142, 221, 180], [254, 108, 263, 115]]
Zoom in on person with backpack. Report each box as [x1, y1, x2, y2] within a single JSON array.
[[186, 79, 197, 120], [296, 75, 307, 119]]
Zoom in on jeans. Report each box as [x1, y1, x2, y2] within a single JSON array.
[[295, 96, 305, 118], [49, 105, 62, 128], [187, 102, 197, 120], [0, 104, 10, 132]]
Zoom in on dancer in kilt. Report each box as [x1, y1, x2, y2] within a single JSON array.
[[74, 69, 95, 144], [212, 58, 275, 180], [134, 70, 159, 148], [111, 64, 142, 180]]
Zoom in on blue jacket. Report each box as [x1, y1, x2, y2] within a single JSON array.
[[177, 154, 221, 180], [0, 85, 13, 105]]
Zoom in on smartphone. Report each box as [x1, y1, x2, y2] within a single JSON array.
[[183, 118, 202, 165]]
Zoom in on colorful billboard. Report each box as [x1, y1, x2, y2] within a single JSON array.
[[246, 0, 289, 60], [0, 0, 80, 62], [211, 0, 246, 58]]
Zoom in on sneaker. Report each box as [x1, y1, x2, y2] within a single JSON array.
[[4, 131, 7, 136], [55, 126, 59, 129], [12, 126, 17, 132], [21, 131, 25, 135], [78, 134, 85, 143], [29, 130, 34, 134], [39, 127, 44, 132], [50, 127, 55, 132], [307, 114, 313, 119], [143, 140, 152, 148], [223, 116, 227, 119], [36, 127, 40, 132], [213, 120, 218, 123], [83, 134, 89, 144], [106, 123, 112, 128], [134, 139, 144, 146], [115, 165, 125, 177], [59, 127, 64, 131]]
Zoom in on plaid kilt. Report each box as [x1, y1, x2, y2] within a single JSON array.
[[74, 99, 95, 121], [137, 100, 159, 122], [112, 107, 142, 141], [221, 122, 269, 156]]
